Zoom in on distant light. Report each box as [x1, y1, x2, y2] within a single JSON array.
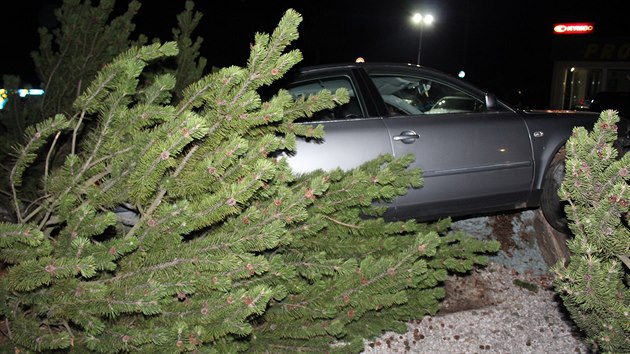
[[411, 13, 434, 26], [0, 89, 6, 109], [553, 22, 594, 35], [0, 88, 45, 110], [458, 70, 465, 78], [17, 88, 45, 97], [355, 57, 365, 63], [570, 67, 575, 72]]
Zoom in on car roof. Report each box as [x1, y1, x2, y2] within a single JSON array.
[[298, 62, 446, 76], [298, 62, 492, 97], [297, 62, 474, 89]]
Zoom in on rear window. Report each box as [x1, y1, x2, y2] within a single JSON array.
[[287, 76, 363, 121]]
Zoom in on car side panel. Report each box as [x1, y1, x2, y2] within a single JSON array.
[[384, 111, 534, 220], [285, 118, 392, 174], [519, 111, 598, 201], [285, 63, 599, 223]]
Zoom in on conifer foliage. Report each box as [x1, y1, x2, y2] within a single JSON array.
[[33, 0, 145, 119], [553, 110, 630, 353], [0, 0, 207, 213], [0, 8, 498, 353]]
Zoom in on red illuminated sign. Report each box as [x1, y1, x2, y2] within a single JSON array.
[[553, 22, 594, 35]]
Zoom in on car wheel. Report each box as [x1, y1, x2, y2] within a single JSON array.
[[540, 150, 570, 234]]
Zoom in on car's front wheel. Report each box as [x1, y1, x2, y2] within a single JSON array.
[[540, 149, 570, 233]]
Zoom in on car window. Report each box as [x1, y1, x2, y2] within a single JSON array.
[[369, 74, 485, 116], [287, 76, 363, 121]]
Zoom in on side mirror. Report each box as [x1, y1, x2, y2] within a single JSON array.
[[485, 93, 497, 110]]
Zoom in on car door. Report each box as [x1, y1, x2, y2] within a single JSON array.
[[283, 70, 393, 176], [368, 73, 534, 220]]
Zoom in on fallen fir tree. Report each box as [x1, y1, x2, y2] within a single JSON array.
[[0, 9, 498, 353]]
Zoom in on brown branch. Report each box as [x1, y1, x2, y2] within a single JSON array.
[[322, 215, 361, 229], [44, 131, 62, 182]]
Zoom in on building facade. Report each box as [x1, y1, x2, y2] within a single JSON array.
[[550, 33, 630, 110]]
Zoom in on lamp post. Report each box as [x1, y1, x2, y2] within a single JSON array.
[[411, 12, 434, 65]]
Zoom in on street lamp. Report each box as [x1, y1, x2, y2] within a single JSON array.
[[411, 12, 434, 65]]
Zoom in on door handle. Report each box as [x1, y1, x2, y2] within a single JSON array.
[[392, 130, 419, 144]]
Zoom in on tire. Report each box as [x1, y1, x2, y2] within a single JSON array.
[[540, 150, 571, 234]]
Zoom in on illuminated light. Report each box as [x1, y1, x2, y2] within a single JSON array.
[[458, 70, 465, 78], [0, 89, 7, 109], [412, 13, 434, 26], [411, 12, 435, 65], [16, 88, 45, 97], [355, 57, 365, 63], [553, 22, 594, 35], [499, 148, 507, 153], [0, 88, 45, 110], [570, 67, 575, 72], [412, 13, 422, 24]]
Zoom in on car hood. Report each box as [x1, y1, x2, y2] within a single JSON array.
[[524, 109, 595, 115], [521, 109, 600, 119]]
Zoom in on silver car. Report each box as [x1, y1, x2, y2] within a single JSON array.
[[282, 62, 598, 231]]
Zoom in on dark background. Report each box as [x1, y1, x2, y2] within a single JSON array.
[[1, 0, 628, 108]]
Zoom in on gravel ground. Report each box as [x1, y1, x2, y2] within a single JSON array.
[[362, 262, 591, 354], [362, 212, 592, 354]]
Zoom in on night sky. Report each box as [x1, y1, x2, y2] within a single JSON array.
[[1, 0, 628, 108]]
